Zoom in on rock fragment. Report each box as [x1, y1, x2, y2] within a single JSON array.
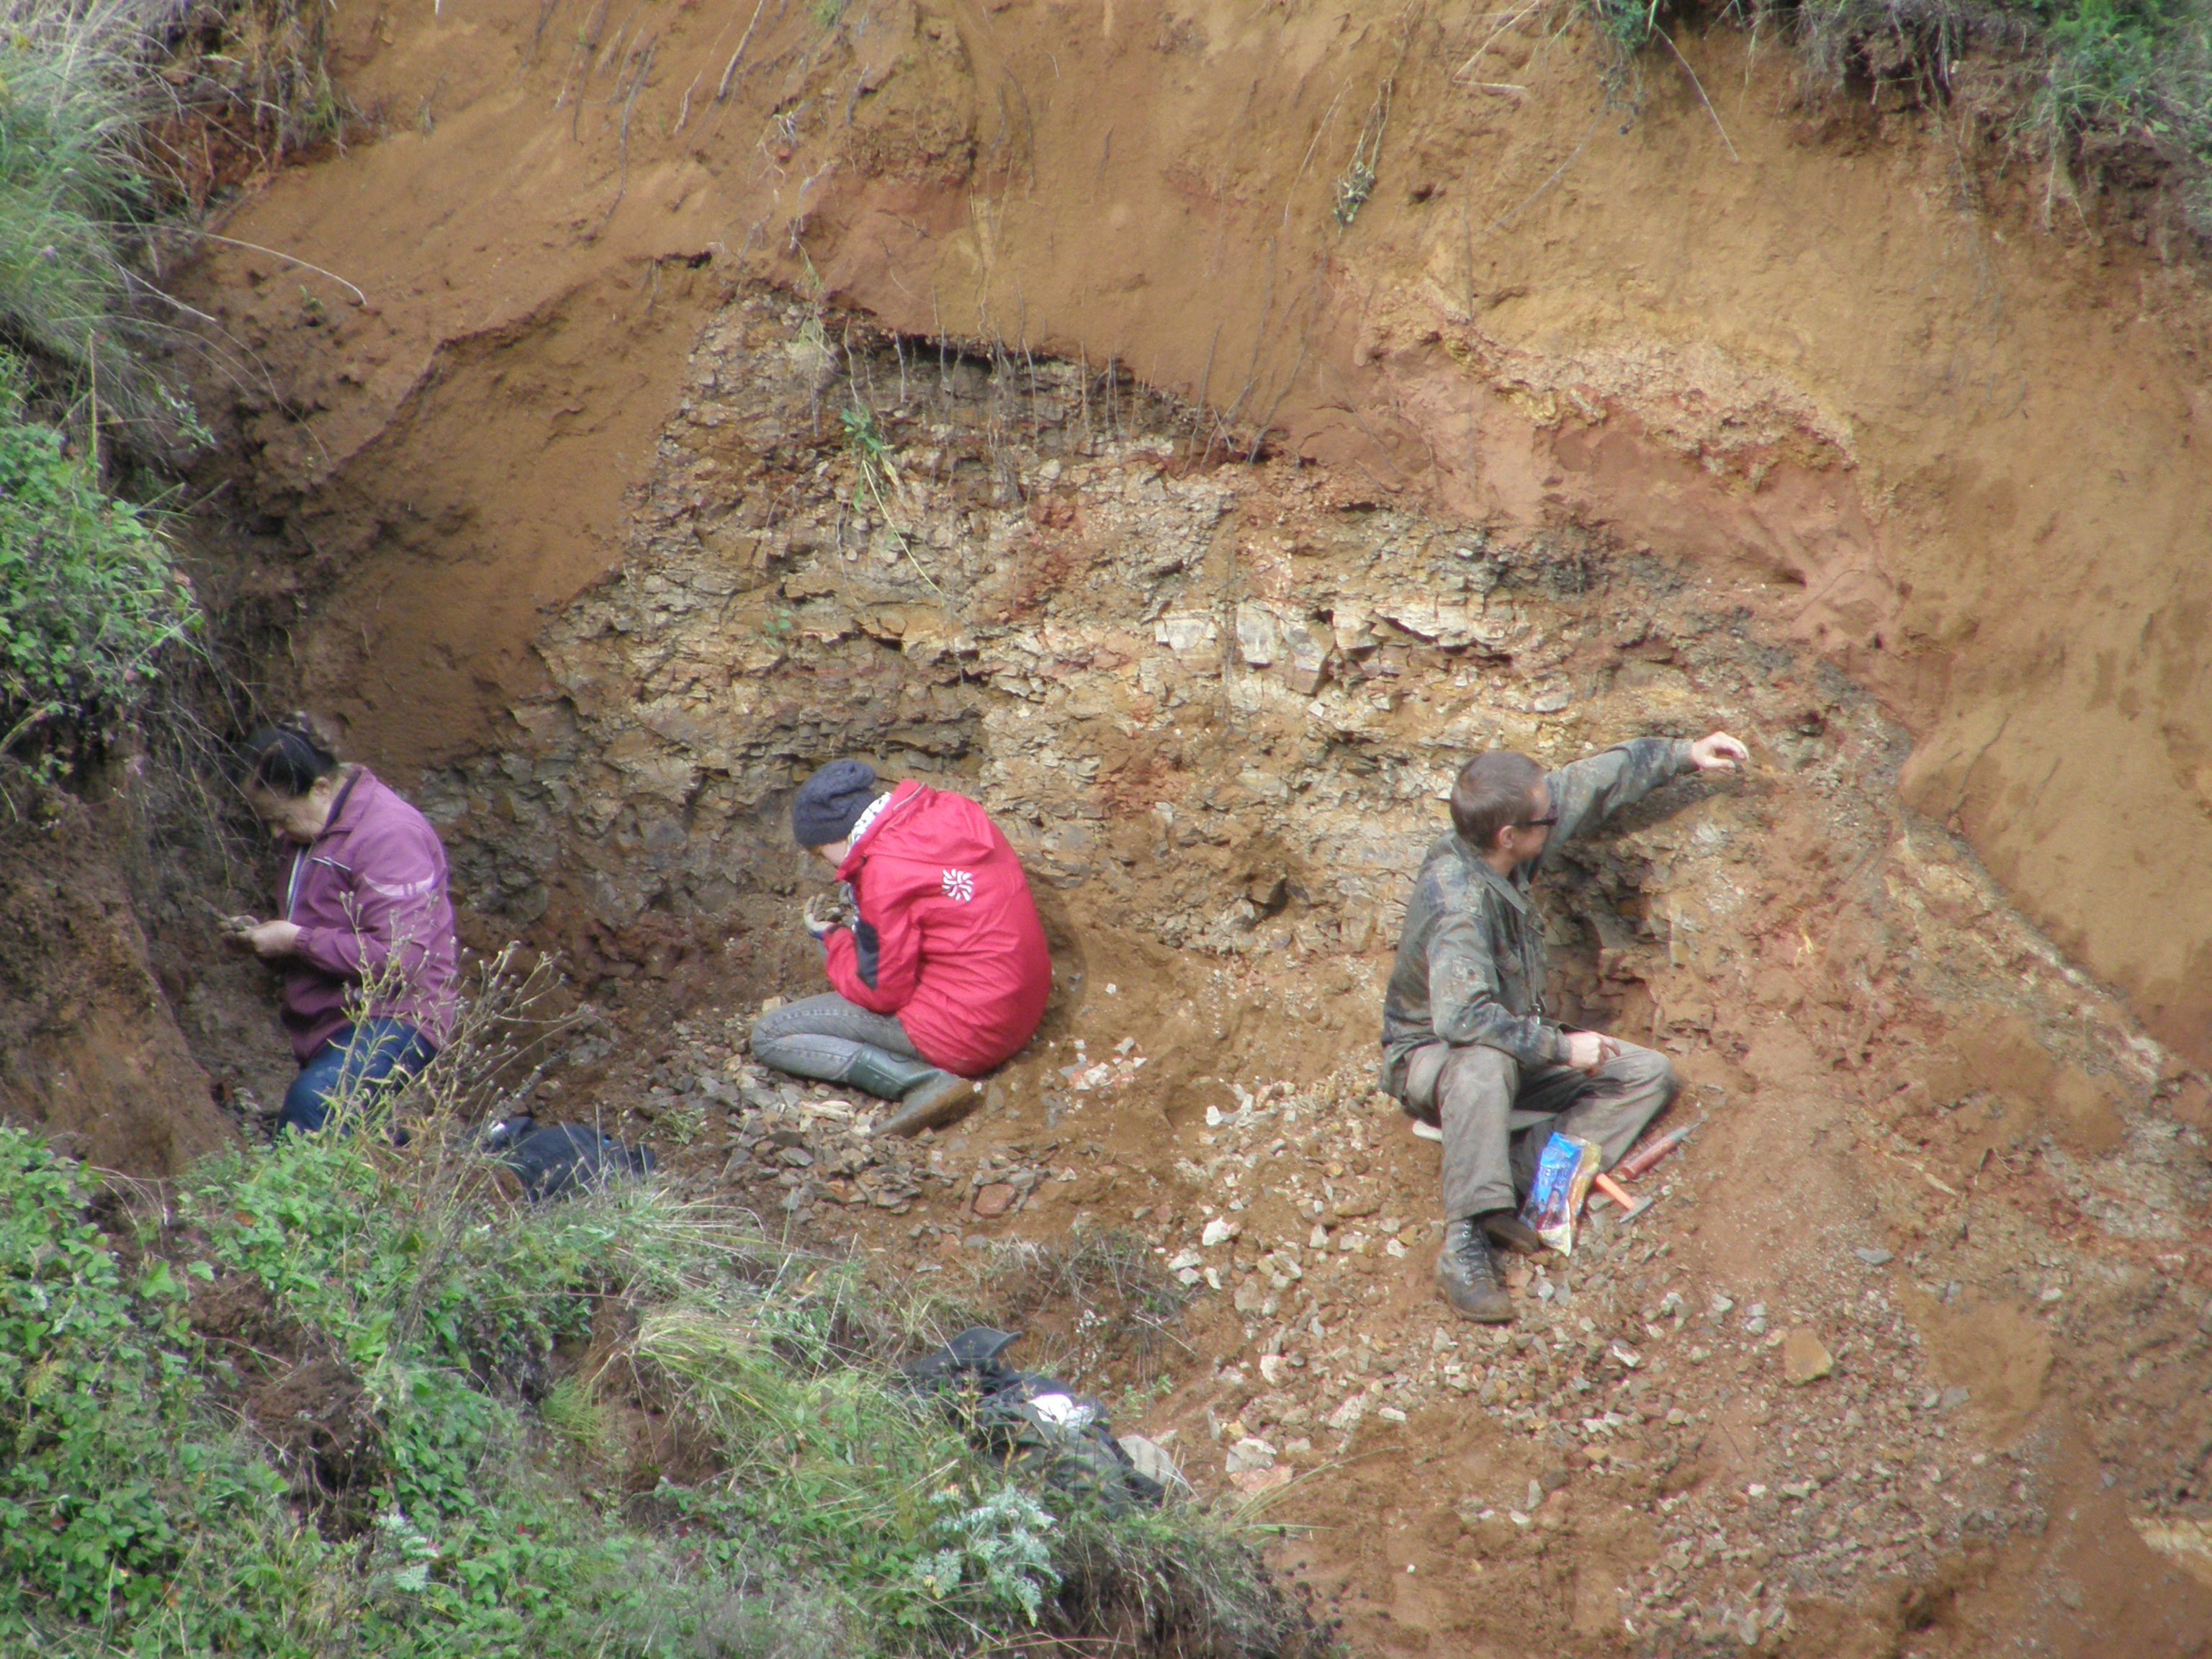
[[1782, 1328, 1835, 1386], [1224, 1435, 1277, 1475], [1119, 1434, 1191, 1496]]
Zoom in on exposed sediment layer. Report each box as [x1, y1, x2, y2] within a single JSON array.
[[145, 2, 2212, 1649], [438, 290, 2211, 1654], [182, 0, 2212, 1069]]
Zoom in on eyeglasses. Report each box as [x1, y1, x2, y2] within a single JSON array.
[[1516, 811, 1559, 829]]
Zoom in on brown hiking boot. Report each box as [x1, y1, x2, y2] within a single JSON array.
[[1437, 1218, 1514, 1323], [1477, 1208, 1545, 1255]]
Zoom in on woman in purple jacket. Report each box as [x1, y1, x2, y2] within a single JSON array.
[[228, 718, 460, 1133]]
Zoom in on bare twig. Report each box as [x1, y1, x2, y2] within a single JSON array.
[[1657, 27, 1739, 163], [192, 233, 367, 306], [716, 0, 773, 101]]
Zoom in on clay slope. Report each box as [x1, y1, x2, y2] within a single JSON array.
[[0, 769, 234, 1174]]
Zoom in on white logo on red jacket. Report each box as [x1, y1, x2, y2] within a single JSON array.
[[940, 868, 976, 902]]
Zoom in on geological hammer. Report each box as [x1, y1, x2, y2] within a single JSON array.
[[1591, 1171, 1653, 1223]]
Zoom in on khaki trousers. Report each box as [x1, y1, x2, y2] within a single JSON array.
[[1403, 1038, 1678, 1221]]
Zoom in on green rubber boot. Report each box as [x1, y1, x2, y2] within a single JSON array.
[[846, 1046, 978, 1138]]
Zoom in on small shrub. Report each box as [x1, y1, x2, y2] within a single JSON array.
[[0, 1125, 317, 1643], [908, 1484, 1059, 1625], [1601, 0, 2212, 183], [0, 354, 197, 753]]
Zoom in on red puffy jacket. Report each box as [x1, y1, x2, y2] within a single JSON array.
[[822, 781, 1051, 1075]]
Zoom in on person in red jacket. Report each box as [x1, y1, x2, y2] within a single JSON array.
[[225, 716, 459, 1134], [751, 760, 1052, 1137]]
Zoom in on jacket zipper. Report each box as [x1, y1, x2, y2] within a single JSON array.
[[285, 771, 365, 924]]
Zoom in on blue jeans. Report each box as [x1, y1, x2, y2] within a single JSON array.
[[280, 1019, 436, 1135]]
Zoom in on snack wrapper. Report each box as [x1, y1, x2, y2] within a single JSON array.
[[1519, 1133, 1602, 1255]]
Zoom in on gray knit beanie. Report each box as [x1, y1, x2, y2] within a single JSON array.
[[791, 760, 880, 848]]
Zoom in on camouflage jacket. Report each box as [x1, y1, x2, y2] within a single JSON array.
[[1379, 737, 1694, 1092]]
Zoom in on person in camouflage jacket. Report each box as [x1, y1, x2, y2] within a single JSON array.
[[1382, 729, 1748, 1322]]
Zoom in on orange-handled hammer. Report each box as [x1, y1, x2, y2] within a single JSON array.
[[1592, 1171, 1654, 1223]]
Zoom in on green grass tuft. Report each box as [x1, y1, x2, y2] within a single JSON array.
[[1599, 0, 2212, 189]]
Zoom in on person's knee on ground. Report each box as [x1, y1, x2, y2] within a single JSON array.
[[279, 1021, 429, 1136], [759, 1034, 974, 1136], [746, 1006, 974, 1135], [747, 1006, 798, 1071], [748, 999, 941, 1094], [747, 997, 842, 1066], [279, 1064, 340, 1134]]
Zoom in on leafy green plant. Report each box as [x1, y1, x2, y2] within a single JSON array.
[[1596, 0, 2212, 188], [0, 1126, 314, 1639], [840, 398, 950, 602], [2034, 0, 2212, 148], [0, 354, 197, 755], [908, 1484, 1059, 1625], [0, 1127, 192, 1619], [1, 932, 1324, 1659]]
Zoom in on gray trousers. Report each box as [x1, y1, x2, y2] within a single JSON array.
[[750, 993, 919, 1084], [1403, 1038, 1678, 1220]]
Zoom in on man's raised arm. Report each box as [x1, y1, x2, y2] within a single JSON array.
[[1541, 730, 1748, 853]]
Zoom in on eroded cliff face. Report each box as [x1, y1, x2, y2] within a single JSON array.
[[0, 770, 236, 1174], [148, 0, 2212, 1648], [179, 0, 2212, 1068], [381, 292, 2212, 1653]]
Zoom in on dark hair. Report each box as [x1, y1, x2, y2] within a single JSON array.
[[238, 714, 341, 799], [1449, 751, 1546, 850]]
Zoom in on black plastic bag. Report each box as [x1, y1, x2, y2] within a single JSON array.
[[484, 1114, 655, 1202], [902, 1326, 1166, 1511]]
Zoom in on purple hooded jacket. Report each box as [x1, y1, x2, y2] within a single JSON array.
[[277, 768, 459, 1063]]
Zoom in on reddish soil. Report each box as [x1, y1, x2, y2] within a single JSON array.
[[186, 1267, 378, 1505], [0, 0, 2192, 1652], [0, 765, 235, 1174], [437, 302, 2200, 1655]]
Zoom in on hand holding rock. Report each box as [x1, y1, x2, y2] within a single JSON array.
[[1688, 731, 1750, 773], [802, 891, 850, 940]]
